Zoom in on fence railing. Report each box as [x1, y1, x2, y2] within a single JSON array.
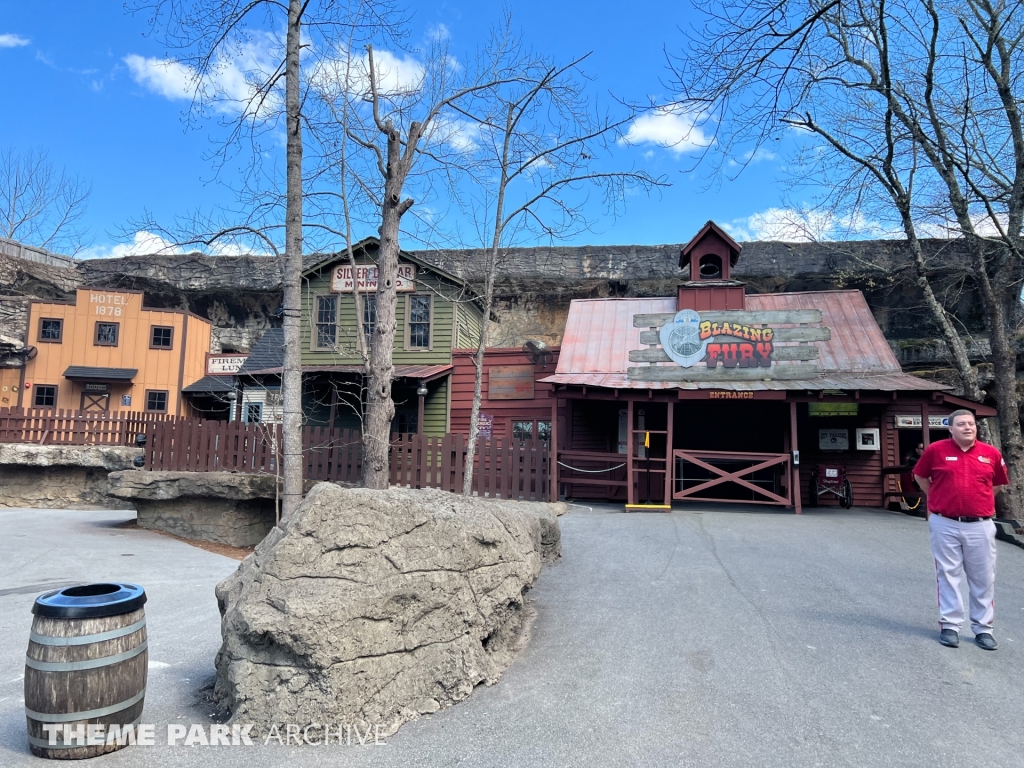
[[390, 433, 549, 501], [0, 407, 172, 446], [139, 419, 549, 501]]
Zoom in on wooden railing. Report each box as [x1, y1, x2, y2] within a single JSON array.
[[138, 419, 549, 501], [390, 433, 550, 501], [0, 407, 172, 446]]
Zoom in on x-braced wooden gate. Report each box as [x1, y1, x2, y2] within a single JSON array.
[[672, 450, 792, 506]]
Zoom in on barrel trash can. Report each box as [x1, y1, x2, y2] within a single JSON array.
[[25, 583, 148, 759]]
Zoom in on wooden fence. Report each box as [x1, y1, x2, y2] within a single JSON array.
[[139, 419, 549, 501], [0, 407, 171, 446], [390, 433, 550, 501]]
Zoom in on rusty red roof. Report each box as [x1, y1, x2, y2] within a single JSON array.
[[541, 290, 948, 392]]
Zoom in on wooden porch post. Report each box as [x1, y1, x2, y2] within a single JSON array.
[[627, 398, 636, 506], [417, 389, 426, 435], [664, 400, 674, 507], [790, 400, 802, 515], [328, 381, 338, 428], [921, 400, 931, 447], [549, 394, 559, 502]]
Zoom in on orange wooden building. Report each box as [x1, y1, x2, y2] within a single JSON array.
[[15, 288, 211, 416]]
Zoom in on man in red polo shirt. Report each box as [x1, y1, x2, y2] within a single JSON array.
[[914, 409, 1008, 650]]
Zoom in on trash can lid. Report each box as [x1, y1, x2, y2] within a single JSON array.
[[33, 583, 147, 619]]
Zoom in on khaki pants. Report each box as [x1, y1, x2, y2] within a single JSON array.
[[928, 514, 997, 635]]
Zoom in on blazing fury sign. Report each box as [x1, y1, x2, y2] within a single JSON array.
[[661, 310, 777, 369], [629, 307, 827, 382]]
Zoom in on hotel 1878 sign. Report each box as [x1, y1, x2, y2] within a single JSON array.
[[331, 264, 416, 293], [627, 308, 829, 382]]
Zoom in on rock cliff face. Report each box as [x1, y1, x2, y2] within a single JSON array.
[[0, 238, 997, 367], [213, 484, 561, 737]]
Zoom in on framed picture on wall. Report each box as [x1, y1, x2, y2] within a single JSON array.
[[856, 428, 880, 450]]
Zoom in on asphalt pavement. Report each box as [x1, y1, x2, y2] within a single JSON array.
[[1, 503, 1022, 768]]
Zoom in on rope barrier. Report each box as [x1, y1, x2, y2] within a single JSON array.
[[557, 461, 626, 473]]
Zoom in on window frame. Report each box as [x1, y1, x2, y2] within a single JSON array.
[[94, 321, 120, 347], [312, 294, 339, 351], [37, 317, 63, 344], [144, 389, 169, 413], [361, 293, 378, 341], [510, 418, 552, 444], [33, 384, 58, 408], [149, 325, 174, 350], [404, 293, 434, 351]]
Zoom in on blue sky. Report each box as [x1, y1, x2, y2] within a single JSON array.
[[1, 1, 821, 258]]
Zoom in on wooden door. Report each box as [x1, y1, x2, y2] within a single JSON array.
[[81, 392, 109, 412]]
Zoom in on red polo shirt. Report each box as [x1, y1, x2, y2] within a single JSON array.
[[913, 438, 1009, 517]]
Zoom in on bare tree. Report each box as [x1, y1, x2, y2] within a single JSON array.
[[456, 49, 666, 494], [674, 0, 1024, 517], [0, 147, 90, 255], [135, 0, 400, 516], [312, 31, 545, 489]]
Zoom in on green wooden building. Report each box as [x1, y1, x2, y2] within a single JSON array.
[[300, 237, 483, 436]]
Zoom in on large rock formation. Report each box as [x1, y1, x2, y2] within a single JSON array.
[[107, 470, 280, 547], [0, 444, 141, 509], [214, 484, 562, 737]]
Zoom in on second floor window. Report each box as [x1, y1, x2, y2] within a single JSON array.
[[95, 322, 119, 346], [315, 295, 337, 349], [362, 294, 377, 340], [150, 326, 173, 349], [408, 295, 431, 349], [39, 318, 63, 343]]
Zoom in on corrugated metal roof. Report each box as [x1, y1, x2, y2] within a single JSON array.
[[746, 291, 902, 373], [542, 291, 948, 392], [63, 366, 138, 381]]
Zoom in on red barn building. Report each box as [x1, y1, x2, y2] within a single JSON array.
[[540, 222, 994, 511]]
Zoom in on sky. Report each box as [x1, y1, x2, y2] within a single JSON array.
[[1, 1, 828, 259]]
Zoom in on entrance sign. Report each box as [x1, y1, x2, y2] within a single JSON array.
[[819, 429, 849, 451], [895, 415, 950, 428], [331, 263, 416, 293], [630, 308, 826, 382]]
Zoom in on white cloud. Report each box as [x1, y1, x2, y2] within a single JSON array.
[[309, 46, 425, 101], [728, 148, 777, 167], [424, 113, 482, 152], [125, 33, 283, 117], [619, 107, 714, 155], [728, 207, 898, 242], [124, 54, 194, 101], [427, 23, 451, 41], [0, 33, 29, 48], [80, 231, 185, 260]]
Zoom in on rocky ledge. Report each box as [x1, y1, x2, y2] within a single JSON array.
[[214, 484, 562, 738]]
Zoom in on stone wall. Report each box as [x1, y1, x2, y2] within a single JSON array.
[[107, 471, 281, 547], [0, 444, 141, 509]]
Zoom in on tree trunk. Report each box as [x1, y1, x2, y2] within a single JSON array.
[[462, 270, 495, 495], [280, 0, 304, 517], [361, 145, 404, 489], [982, 280, 1024, 520]]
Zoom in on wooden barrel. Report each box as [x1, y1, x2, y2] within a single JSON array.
[[25, 583, 148, 759]]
